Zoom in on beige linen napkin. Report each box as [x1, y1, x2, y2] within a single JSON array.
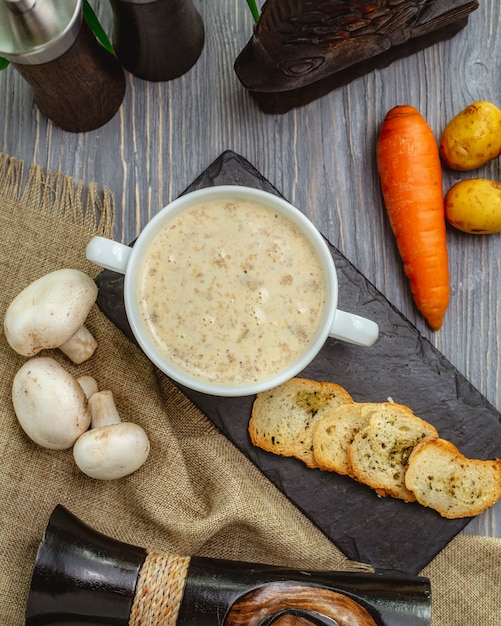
[[0, 153, 499, 625]]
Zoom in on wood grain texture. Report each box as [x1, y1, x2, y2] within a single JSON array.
[[224, 582, 378, 626], [0, 0, 499, 538], [13, 19, 125, 133]]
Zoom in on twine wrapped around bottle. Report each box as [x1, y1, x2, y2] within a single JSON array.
[[130, 551, 191, 626]]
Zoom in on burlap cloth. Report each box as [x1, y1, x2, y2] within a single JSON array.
[[0, 153, 499, 625]]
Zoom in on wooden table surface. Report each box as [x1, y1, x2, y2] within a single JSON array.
[[1, 0, 500, 539]]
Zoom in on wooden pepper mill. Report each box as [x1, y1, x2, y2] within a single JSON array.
[[26, 505, 432, 625], [108, 0, 205, 82], [0, 0, 126, 132]]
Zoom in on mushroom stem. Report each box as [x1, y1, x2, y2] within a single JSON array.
[[73, 392, 151, 480], [58, 325, 98, 364], [88, 390, 121, 428], [76, 375, 99, 400]]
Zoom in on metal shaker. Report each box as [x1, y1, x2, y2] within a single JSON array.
[[108, 0, 204, 82], [0, 0, 126, 132]]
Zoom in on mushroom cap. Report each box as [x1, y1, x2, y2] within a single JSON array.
[[4, 268, 98, 357], [12, 357, 91, 449], [73, 422, 150, 480]]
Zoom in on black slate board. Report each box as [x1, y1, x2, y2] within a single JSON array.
[[95, 151, 501, 575]]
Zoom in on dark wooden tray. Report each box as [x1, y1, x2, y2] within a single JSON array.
[[95, 151, 501, 575], [234, 1, 479, 113]]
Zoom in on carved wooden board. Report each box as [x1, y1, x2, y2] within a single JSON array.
[[234, 0, 479, 112]]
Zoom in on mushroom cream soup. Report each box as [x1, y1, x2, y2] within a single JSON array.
[[137, 198, 326, 385]]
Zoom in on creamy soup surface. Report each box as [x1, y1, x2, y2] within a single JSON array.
[[137, 198, 326, 385]]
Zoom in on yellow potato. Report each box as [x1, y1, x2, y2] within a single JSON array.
[[440, 101, 501, 170], [445, 179, 501, 234]]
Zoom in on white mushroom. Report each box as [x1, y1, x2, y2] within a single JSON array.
[[4, 268, 98, 364], [12, 357, 91, 449], [73, 390, 150, 480]]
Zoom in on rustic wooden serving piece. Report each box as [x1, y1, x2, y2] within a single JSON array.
[[234, 0, 479, 112], [26, 505, 432, 626]]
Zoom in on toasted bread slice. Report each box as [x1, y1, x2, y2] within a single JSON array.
[[405, 438, 501, 518], [249, 378, 353, 468], [347, 403, 438, 502], [312, 402, 383, 474]]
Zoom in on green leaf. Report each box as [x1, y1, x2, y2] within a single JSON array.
[[246, 0, 260, 23], [0, 57, 9, 71], [83, 0, 114, 54]]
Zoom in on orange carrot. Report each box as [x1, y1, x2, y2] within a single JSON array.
[[376, 105, 450, 330]]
